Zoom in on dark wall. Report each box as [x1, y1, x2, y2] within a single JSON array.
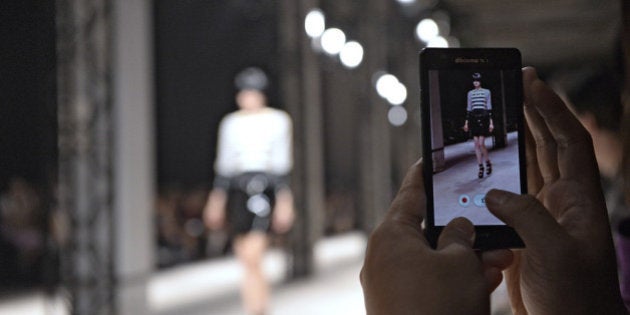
[[0, 1, 57, 191], [0, 0, 56, 289], [154, 0, 279, 188]]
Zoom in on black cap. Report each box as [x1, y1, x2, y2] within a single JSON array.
[[472, 73, 482, 80], [234, 67, 269, 91]]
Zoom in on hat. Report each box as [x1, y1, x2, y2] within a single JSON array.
[[234, 67, 269, 91], [472, 73, 482, 80]]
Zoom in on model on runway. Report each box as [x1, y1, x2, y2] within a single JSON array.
[[204, 68, 295, 315], [463, 73, 494, 178]]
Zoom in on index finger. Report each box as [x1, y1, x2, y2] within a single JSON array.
[[523, 67, 598, 182], [385, 159, 426, 229]]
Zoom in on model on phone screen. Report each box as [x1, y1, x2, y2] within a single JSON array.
[[463, 72, 494, 178]]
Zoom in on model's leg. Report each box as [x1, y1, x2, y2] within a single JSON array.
[[479, 136, 492, 174], [474, 136, 484, 178], [473, 136, 483, 164], [234, 231, 270, 315]]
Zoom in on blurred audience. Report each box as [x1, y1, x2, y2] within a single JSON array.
[[0, 177, 47, 289]]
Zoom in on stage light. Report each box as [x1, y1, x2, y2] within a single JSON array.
[[415, 18, 439, 42], [321, 28, 346, 55], [388, 106, 408, 126], [396, 0, 416, 4], [375, 74, 398, 100], [427, 36, 448, 47], [305, 9, 325, 38], [376, 73, 408, 105], [387, 82, 407, 105], [339, 41, 364, 68]]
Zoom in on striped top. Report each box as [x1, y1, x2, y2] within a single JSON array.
[[467, 88, 492, 111]]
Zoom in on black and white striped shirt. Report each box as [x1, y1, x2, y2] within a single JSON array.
[[467, 88, 492, 111]]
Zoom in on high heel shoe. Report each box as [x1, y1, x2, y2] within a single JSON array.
[[486, 160, 492, 175], [478, 164, 484, 178]]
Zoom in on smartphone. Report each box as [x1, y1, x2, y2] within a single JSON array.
[[419, 48, 526, 250]]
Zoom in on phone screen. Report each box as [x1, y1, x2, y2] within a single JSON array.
[[426, 67, 524, 226], [420, 48, 526, 250]]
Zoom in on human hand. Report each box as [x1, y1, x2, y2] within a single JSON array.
[[360, 160, 513, 315], [272, 188, 295, 234], [463, 121, 469, 132], [489, 122, 494, 133], [484, 67, 626, 315], [203, 189, 227, 230]]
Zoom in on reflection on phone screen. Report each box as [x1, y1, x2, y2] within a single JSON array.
[[428, 69, 523, 226]]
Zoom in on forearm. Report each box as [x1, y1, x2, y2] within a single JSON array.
[[207, 188, 227, 209]]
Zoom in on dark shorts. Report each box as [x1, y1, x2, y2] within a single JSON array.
[[470, 110, 491, 137], [226, 172, 277, 236]]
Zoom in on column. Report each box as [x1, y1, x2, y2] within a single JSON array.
[[112, 0, 155, 314]]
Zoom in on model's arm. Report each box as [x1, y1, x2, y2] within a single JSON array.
[[486, 89, 492, 111], [203, 186, 227, 230], [269, 112, 293, 175], [487, 90, 494, 131], [464, 91, 472, 131], [270, 112, 295, 234], [214, 117, 237, 177], [204, 117, 233, 230]]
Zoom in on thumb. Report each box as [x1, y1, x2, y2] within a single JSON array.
[[485, 189, 566, 249], [437, 217, 475, 250]]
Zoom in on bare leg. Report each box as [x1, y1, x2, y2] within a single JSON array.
[[478, 136, 492, 174], [234, 231, 270, 315], [473, 136, 483, 164], [478, 136, 489, 162]]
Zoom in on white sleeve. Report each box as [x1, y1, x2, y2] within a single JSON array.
[[486, 89, 492, 111], [269, 112, 293, 175], [214, 116, 237, 177]]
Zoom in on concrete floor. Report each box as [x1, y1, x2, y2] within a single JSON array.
[[0, 232, 512, 315], [433, 132, 523, 225], [0, 136, 526, 315]]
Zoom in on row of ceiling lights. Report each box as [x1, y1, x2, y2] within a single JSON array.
[[303, 4, 456, 126]]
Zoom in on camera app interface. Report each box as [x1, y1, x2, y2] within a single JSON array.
[[428, 69, 522, 226]]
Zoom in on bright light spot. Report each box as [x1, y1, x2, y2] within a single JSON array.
[[387, 82, 408, 105], [339, 41, 364, 68], [428, 36, 449, 47], [305, 9, 325, 38], [321, 28, 346, 55], [375, 74, 399, 99], [396, 0, 416, 4], [376, 73, 408, 105], [415, 18, 439, 42], [388, 106, 408, 126]]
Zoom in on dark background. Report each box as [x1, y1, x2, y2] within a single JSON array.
[[438, 69, 521, 145], [0, 1, 57, 192], [154, 0, 280, 189], [0, 0, 57, 290]]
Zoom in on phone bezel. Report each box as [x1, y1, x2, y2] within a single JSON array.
[[419, 48, 526, 250]]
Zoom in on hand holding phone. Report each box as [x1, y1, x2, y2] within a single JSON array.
[[420, 48, 526, 249]]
